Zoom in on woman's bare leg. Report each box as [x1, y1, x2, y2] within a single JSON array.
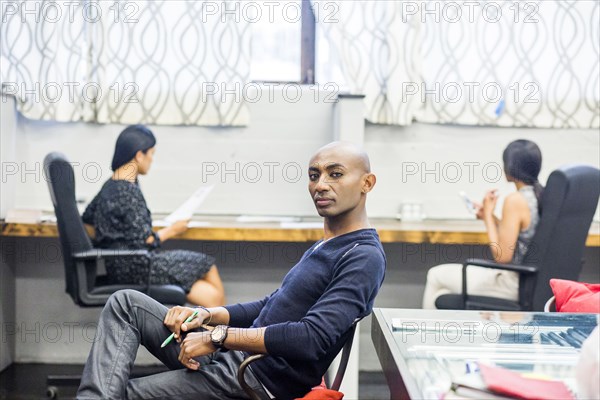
[[186, 265, 226, 307]]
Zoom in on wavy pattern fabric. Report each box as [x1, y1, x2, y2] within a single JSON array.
[[317, 0, 599, 128], [1, 0, 250, 126], [1, 1, 87, 121]]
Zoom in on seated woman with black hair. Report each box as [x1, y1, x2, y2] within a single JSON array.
[[422, 139, 544, 309], [83, 125, 225, 307]]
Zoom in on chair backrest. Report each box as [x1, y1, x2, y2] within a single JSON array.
[[519, 165, 600, 311], [43, 152, 94, 304], [237, 319, 361, 400], [329, 319, 359, 391]]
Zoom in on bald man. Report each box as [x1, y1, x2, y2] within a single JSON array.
[[77, 142, 387, 400]]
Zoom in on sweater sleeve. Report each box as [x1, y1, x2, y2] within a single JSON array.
[[225, 289, 278, 328], [263, 245, 385, 361], [82, 194, 99, 225]]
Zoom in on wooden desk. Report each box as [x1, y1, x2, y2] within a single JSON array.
[[1, 217, 599, 246]]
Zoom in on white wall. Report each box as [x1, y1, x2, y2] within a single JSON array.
[[5, 89, 334, 218], [1, 95, 17, 218], [0, 96, 17, 372], [3, 91, 598, 220], [365, 123, 600, 219]]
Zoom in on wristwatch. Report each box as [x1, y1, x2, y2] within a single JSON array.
[[210, 325, 229, 352]]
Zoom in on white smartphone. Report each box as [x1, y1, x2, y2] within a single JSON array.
[[459, 191, 477, 214]]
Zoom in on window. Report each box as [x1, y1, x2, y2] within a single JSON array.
[[250, 0, 315, 83]]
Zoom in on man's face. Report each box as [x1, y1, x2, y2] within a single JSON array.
[[308, 149, 366, 218]]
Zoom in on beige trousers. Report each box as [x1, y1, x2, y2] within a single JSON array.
[[422, 263, 519, 309]]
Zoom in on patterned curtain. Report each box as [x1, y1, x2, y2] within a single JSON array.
[[317, 0, 599, 128], [315, 1, 422, 126], [1, 0, 251, 126], [1, 1, 87, 121]]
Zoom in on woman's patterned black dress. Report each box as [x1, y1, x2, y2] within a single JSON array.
[[82, 179, 214, 293]]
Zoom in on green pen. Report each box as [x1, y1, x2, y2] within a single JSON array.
[[161, 310, 199, 348]]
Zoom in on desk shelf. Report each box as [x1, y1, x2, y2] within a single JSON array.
[[2, 218, 598, 246]]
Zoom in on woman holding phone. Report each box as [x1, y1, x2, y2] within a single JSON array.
[[422, 139, 544, 309], [83, 125, 225, 307]]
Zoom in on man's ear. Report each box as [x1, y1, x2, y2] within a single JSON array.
[[362, 173, 376, 193]]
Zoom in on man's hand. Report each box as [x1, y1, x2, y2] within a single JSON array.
[[163, 306, 210, 343], [178, 331, 216, 370]]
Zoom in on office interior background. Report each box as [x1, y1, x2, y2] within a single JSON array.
[[0, 0, 599, 398]]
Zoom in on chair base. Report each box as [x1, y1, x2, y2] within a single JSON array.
[[46, 375, 80, 399]]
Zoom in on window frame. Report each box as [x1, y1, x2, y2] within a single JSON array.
[[300, 0, 316, 84]]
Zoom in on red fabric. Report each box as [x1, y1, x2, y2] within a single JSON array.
[[479, 363, 574, 400], [549, 279, 600, 313], [295, 389, 344, 400]]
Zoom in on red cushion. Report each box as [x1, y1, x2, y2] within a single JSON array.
[[295, 389, 344, 400], [550, 279, 600, 313]]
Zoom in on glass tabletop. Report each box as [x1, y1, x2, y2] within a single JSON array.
[[378, 308, 598, 399]]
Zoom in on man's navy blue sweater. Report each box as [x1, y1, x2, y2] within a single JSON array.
[[225, 228, 386, 399]]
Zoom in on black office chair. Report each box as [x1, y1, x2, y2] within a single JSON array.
[[43, 152, 186, 398], [435, 164, 600, 312], [237, 319, 360, 400]]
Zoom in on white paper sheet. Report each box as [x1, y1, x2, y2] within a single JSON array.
[[235, 215, 301, 223], [153, 220, 211, 228], [164, 186, 214, 225], [5, 209, 43, 223]]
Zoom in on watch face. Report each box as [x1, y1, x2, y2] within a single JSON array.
[[211, 325, 226, 344]]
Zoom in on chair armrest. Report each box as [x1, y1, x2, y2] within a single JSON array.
[[461, 258, 538, 302], [74, 249, 154, 293], [237, 354, 266, 400], [544, 296, 556, 312], [73, 249, 150, 259], [463, 258, 538, 274]]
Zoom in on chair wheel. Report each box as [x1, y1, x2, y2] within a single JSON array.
[[46, 386, 59, 399]]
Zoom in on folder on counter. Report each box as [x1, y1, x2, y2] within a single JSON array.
[[448, 363, 575, 400], [478, 363, 575, 400]]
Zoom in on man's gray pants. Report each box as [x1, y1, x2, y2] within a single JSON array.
[[77, 289, 270, 400]]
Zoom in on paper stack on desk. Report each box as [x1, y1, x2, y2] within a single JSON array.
[[236, 215, 300, 223], [5, 209, 43, 223]]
